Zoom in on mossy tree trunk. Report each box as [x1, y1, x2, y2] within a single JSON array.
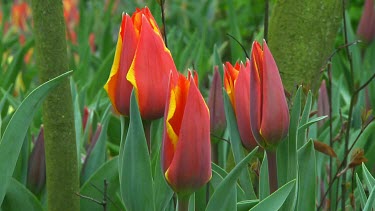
[[31, 1, 79, 211], [268, 0, 342, 93]]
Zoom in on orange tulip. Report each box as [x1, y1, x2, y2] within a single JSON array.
[[250, 40, 289, 149], [162, 71, 211, 194], [104, 7, 177, 119], [224, 61, 258, 150]]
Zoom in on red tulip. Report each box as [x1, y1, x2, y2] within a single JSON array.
[[224, 61, 258, 150], [250, 40, 289, 149], [104, 7, 177, 119], [162, 71, 211, 194], [357, 0, 375, 43], [208, 66, 226, 137], [27, 126, 46, 195]]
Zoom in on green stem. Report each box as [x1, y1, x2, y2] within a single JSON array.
[[266, 149, 278, 193], [31, 1, 79, 211], [177, 194, 190, 211]]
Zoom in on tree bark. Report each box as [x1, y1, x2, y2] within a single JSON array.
[[31, 1, 79, 211], [268, 0, 342, 93]]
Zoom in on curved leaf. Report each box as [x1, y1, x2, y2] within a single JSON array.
[[250, 179, 296, 211], [0, 71, 72, 205]]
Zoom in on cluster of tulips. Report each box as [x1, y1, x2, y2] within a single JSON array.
[[104, 7, 289, 202]]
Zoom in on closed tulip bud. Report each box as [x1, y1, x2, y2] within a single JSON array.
[[249, 40, 289, 150], [104, 7, 178, 119], [162, 71, 211, 195], [208, 66, 226, 137], [357, 0, 375, 43], [224, 61, 258, 150], [27, 126, 46, 195]]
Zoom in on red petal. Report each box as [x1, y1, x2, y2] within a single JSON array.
[[260, 41, 289, 145], [250, 43, 264, 146], [104, 14, 137, 115], [235, 61, 257, 150], [127, 15, 177, 119], [165, 77, 211, 193]]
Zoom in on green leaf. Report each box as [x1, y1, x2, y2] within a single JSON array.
[[206, 147, 259, 211], [0, 71, 72, 205], [153, 144, 173, 211], [80, 157, 124, 211], [223, 90, 256, 199], [81, 105, 111, 183], [237, 200, 259, 211], [356, 173, 367, 209], [296, 140, 316, 211], [250, 179, 296, 211], [1, 178, 43, 211], [298, 116, 328, 132], [259, 151, 269, 201], [287, 86, 302, 180], [211, 163, 245, 200], [210, 168, 236, 205], [363, 186, 375, 211], [119, 91, 154, 210], [362, 163, 375, 191], [297, 91, 312, 149], [279, 86, 301, 211]]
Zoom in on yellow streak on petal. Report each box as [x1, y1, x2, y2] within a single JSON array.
[[166, 86, 179, 149], [104, 29, 123, 92]]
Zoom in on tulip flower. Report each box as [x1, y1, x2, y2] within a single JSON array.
[[249, 40, 289, 149], [27, 126, 46, 195], [104, 7, 177, 119], [208, 66, 226, 137], [357, 0, 375, 43], [162, 71, 211, 195], [224, 61, 258, 150]]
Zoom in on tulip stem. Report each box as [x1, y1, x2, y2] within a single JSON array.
[[177, 194, 190, 211], [266, 149, 278, 193]]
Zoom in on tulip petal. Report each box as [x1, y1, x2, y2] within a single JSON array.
[[127, 15, 177, 119], [208, 67, 226, 135], [165, 78, 211, 193], [260, 41, 290, 145], [104, 14, 137, 115], [235, 61, 257, 149], [162, 73, 189, 172], [250, 43, 264, 146], [223, 62, 239, 110]]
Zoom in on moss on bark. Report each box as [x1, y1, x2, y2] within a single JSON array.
[[268, 0, 342, 93], [31, 1, 79, 211]]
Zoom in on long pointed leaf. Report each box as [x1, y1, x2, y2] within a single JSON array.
[[259, 152, 269, 200], [1, 178, 43, 211], [119, 91, 154, 210], [296, 140, 316, 210], [356, 173, 367, 209], [250, 179, 296, 211], [206, 147, 259, 211], [223, 90, 256, 199], [0, 71, 72, 205]]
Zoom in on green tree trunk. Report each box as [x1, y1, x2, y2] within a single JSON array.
[[268, 0, 342, 93], [31, 1, 79, 211]]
